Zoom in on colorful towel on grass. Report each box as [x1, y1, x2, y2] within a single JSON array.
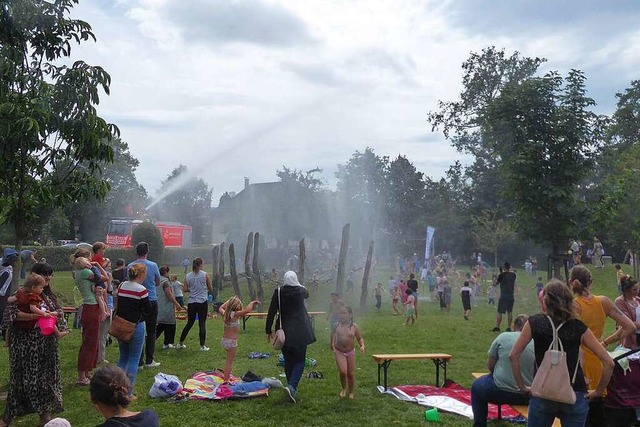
[[182, 371, 269, 400], [379, 380, 526, 423]]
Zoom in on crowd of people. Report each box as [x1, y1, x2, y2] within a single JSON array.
[[2, 239, 640, 426]]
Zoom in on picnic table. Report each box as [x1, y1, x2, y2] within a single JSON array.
[[241, 311, 326, 331]]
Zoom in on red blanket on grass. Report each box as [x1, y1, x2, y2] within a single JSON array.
[[381, 380, 525, 423]]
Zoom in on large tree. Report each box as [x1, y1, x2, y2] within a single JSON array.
[[486, 70, 605, 253], [0, 1, 117, 276], [63, 138, 148, 243]]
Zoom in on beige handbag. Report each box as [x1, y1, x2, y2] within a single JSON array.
[[272, 287, 286, 350], [530, 315, 579, 404]]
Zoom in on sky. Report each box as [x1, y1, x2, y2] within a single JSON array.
[[67, 0, 640, 205]]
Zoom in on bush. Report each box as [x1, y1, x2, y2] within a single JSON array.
[[131, 222, 165, 263]]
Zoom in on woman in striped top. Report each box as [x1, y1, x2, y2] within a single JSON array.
[[114, 263, 151, 397]]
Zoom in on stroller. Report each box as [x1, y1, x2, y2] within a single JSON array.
[[604, 347, 640, 427]]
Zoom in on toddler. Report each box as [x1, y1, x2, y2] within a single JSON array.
[[74, 257, 110, 320], [330, 304, 364, 399], [487, 284, 496, 305], [218, 296, 260, 383], [403, 289, 416, 325], [8, 273, 69, 338], [327, 292, 343, 327], [170, 274, 185, 309]]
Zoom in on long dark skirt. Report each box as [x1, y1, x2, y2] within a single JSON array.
[[2, 327, 63, 423]]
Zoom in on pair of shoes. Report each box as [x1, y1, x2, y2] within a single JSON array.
[[145, 361, 161, 368], [163, 344, 175, 349], [491, 327, 501, 332], [284, 385, 297, 403], [506, 328, 512, 332], [176, 343, 186, 349], [200, 345, 210, 352]]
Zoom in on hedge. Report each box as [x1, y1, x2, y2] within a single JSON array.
[[10, 246, 217, 271]]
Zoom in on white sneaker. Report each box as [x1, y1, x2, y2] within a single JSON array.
[[176, 343, 186, 349], [145, 361, 161, 368], [200, 345, 210, 352], [162, 344, 175, 350]]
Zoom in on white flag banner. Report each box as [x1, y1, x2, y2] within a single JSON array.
[[425, 226, 436, 269]]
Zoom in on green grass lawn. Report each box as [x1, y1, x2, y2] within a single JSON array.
[[0, 263, 623, 426]]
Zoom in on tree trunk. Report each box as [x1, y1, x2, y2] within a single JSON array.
[[211, 245, 220, 299], [253, 232, 264, 303], [228, 243, 242, 298], [298, 237, 306, 285], [245, 232, 256, 301], [336, 223, 350, 295], [359, 240, 375, 310]]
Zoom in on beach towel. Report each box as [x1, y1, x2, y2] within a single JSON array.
[[182, 371, 269, 400]]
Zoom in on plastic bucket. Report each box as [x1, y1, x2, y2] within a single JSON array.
[[38, 316, 57, 336], [425, 407, 439, 422]]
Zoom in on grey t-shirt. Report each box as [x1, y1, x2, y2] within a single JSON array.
[[488, 331, 535, 392]]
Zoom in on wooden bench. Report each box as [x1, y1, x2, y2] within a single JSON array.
[[61, 306, 77, 324], [241, 311, 326, 331], [471, 373, 560, 427], [372, 353, 452, 391]]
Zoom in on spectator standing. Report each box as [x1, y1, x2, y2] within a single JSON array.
[[127, 242, 161, 369], [493, 262, 516, 332]]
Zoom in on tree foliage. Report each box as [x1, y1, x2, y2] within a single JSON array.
[[131, 222, 164, 262], [0, 0, 118, 249], [471, 209, 516, 267]]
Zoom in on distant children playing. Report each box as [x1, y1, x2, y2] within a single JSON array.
[[8, 273, 69, 339], [460, 281, 472, 320], [403, 289, 416, 325], [331, 304, 364, 399], [218, 296, 260, 383], [170, 274, 185, 309]]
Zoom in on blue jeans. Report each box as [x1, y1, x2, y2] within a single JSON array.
[[118, 322, 145, 395], [282, 345, 307, 392], [527, 392, 588, 427], [471, 374, 529, 427]]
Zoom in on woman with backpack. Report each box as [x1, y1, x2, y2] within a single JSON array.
[[509, 279, 614, 427]]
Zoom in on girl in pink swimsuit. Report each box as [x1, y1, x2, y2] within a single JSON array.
[[330, 305, 365, 399], [218, 296, 260, 383]]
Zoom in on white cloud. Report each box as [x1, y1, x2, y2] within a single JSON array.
[[66, 0, 639, 205]]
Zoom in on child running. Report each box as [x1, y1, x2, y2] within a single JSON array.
[[330, 304, 364, 399], [460, 281, 472, 320], [218, 296, 260, 383], [8, 273, 69, 339], [403, 289, 416, 325]]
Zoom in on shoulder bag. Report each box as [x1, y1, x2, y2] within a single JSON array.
[[109, 314, 136, 343], [530, 315, 579, 404], [272, 287, 286, 350]]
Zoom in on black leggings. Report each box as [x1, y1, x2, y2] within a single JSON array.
[[179, 302, 208, 346], [156, 323, 176, 345]]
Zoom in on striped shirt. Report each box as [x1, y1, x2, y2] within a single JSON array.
[[115, 280, 151, 324]]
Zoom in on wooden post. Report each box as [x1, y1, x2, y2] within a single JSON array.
[[359, 240, 375, 310], [336, 223, 350, 295], [253, 232, 264, 302], [219, 242, 226, 287], [298, 237, 306, 285], [245, 232, 256, 301], [228, 243, 242, 298], [211, 245, 220, 299]]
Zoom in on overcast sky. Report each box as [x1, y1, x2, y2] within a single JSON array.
[[68, 0, 640, 205]]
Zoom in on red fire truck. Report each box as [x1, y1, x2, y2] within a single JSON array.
[[106, 219, 192, 248]]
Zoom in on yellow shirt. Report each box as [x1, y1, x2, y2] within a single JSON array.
[[574, 295, 606, 393]]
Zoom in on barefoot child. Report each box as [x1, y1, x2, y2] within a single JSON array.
[[373, 283, 383, 309], [460, 281, 472, 320], [218, 296, 260, 383], [330, 305, 364, 399], [8, 273, 69, 339], [403, 289, 416, 325]]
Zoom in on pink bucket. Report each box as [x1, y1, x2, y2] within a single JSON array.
[[38, 316, 57, 336]]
